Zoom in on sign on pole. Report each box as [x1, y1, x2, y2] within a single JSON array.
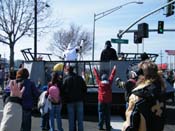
[[165, 50, 175, 55], [111, 38, 129, 44]]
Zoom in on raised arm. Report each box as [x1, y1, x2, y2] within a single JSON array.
[[109, 65, 117, 82], [93, 67, 100, 85]]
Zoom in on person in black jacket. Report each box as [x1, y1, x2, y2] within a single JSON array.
[[100, 40, 118, 61], [122, 60, 166, 131], [62, 65, 87, 131], [100, 40, 118, 76]]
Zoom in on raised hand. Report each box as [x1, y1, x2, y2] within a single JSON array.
[[9, 80, 25, 98]]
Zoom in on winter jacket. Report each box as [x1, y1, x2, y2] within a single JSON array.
[[93, 67, 116, 103], [62, 72, 87, 103], [100, 47, 118, 61], [122, 81, 166, 131], [22, 79, 40, 110], [38, 91, 51, 115], [0, 97, 22, 131]]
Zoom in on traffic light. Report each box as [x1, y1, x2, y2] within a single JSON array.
[[134, 31, 142, 43], [158, 21, 164, 34], [166, 0, 175, 17], [138, 23, 149, 38]]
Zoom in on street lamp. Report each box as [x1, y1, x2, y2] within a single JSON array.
[[92, 1, 143, 60]]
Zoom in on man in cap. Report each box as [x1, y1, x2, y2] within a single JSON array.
[[100, 40, 118, 61]]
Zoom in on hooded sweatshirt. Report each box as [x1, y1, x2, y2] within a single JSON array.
[[93, 67, 116, 103]]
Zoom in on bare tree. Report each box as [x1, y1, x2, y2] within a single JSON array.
[[49, 24, 92, 60], [0, 0, 53, 68]]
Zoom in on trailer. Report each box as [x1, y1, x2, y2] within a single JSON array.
[[21, 49, 175, 117]]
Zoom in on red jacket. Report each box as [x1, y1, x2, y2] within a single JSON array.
[[93, 67, 116, 103]]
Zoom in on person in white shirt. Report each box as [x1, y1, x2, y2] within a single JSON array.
[[63, 43, 81, 61]]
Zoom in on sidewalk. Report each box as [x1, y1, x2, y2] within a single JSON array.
[[111, 116, 123, 131], [31, 115, 124, 131]]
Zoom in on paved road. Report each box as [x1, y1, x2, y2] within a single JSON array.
[[30, 115, 123, 131], [164, 101, 175, 131], [0, 97, 174, 131]]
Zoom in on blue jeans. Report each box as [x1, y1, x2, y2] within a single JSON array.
[[67, 101, 84, 131], [41, 113, 50, 130], [49, 104, 63, 131], [98, 102, 111, 130], [21, 109, 32, 131]]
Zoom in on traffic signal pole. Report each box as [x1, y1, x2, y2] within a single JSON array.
[[117, 0, 175, 39], [121, 29, 175, 33], [92, 1, 143, 60]]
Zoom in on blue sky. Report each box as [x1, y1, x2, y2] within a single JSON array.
[[0, 0, 175, 65]]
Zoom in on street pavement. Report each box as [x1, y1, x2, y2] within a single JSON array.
[[0, 96, 174, 131], [31, 115, 123, 131]]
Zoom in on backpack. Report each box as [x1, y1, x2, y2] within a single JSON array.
[[48, 85, 60, 103]]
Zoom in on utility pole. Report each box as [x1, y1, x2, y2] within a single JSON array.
[[160, 50, 163, 69], [34, 0, 37, 61]]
